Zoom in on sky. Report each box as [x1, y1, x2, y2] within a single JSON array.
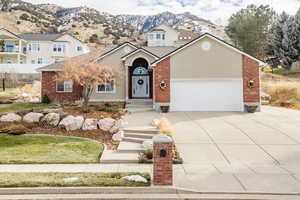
[[24, 0, 300, 25]]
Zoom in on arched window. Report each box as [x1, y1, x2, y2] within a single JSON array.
[[133, 67, 149, 75]]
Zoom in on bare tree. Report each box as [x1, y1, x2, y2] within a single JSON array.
[[56, 51, 116, 112]]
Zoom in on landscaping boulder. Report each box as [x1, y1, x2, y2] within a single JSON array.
[[0, 113, 22, 122], [59, 115, 84, 131], [23, 112, 44, 123], [261, 92, 271, 105], [112, 130, 124, 142], [82, 118, 98, 130], [142, 140, 153, 151], [109, 119, 125, 134], [40, 113, 60, 128], [39, 108, 67, 118], [98, 118, 115, 132], [122, 175, 148, 183]]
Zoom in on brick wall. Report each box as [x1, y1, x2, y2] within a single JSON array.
[[153, 142, 173, 185], [41, 71, 83, 103], [242, 55, 260, 103], [154, 57, 170, 103]]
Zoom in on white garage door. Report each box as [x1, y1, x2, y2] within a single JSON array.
[[170, 79, 244, 111]]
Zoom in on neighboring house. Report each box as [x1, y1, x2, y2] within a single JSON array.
[[0, 28, 89, 66], [38, 25, 264, 112]]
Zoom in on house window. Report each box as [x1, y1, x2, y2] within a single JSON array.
[[149, 34, 154, 40], [53, 44, 66, 52], [56, 80, 73, 93], [77, 46, 82, 51], [97, 80, 115, 93], [156, 34, 161, 39], [37, 57, 43, 64], [162, 34, 165, 40], [29, 43, 40, 52]]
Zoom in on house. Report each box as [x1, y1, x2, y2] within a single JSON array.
[[38, 25, 264, 112], [0, 28, 89, 65]]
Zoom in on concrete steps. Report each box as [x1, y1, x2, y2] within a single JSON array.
[[124, 132, 155, 139], [123, 137, 151, 144], [100, 150, 139, 164], [117, 141, 145, 153], [124, 127, 158, 134], [125, 100, 154, 113], [100, 127, 158, 164]]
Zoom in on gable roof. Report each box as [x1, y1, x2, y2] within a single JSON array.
[[98, 42, 138, 60], [151, 33, 266, 66], [18, 33, 63, 41], [0, 28, 23, 40], [121, 48, 159, 60]]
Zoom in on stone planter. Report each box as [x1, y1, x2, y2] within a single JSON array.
[[160, 105, 169, 113], [245, 105, 258, 113]]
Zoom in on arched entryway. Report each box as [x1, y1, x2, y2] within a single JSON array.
[[129, 58, 153, 99]]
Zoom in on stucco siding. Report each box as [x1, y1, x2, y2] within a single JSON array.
[[170, 37, 243, 79], [89, 44, 136, 101]]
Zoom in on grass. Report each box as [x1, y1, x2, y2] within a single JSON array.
[[262, 73, 300, 110], [0, 172, 151, 187], [0, 103, 51, 114], [0, 88, 19, 98], [0, 135, 104, 164]]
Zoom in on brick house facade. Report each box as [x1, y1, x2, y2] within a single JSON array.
[[154, 57, 170, 103], [38, 33, 264, 111], [41, 71, 83, 103], [242, 55, 260, 103]]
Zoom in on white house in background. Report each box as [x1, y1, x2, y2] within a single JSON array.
[[147, 24, 179, 47], [0, 28, 89, 73]]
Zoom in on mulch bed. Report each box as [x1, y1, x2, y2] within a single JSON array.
[[61, 103, 126, 120]]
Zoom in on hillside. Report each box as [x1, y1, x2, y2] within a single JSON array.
[[0, 0, 229, 45]]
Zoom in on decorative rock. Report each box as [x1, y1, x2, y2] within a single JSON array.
[[23, 112, 44, 123], [261, 92, 271, 105], [98, 118, 115, 132], [112, 130, 124, 142], [0, 113, 22, 122], [151, 119, 160, 127], [82, 118, 98, 130], [40, 113, 60, 128], [142, 140, 153, 151], [122, 175, 148, 183], [109, 119, 125, 134], [59, 115, 84, 131]]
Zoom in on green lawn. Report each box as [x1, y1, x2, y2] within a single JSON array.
[[0, 103, 51, 114], [0, 135, 103, 164], [0, 172, 150, 187]]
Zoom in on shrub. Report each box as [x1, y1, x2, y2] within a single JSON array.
[[89, 34, 98, 43], [42, 95, 51, 104], [19, 13, 29, 21], [158, 118, 173, 136], [263, 80, 300, 109]]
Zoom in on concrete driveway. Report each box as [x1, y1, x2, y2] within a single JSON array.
[[125, 106, 300, 193]]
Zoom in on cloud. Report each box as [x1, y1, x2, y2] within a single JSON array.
[[23, 0, 300, 24]]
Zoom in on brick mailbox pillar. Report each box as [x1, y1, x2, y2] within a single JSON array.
[[153, 134, 173, 186]]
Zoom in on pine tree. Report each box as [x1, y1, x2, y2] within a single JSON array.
[[265, 12, 289, 59], [281, 16, 299, 70]]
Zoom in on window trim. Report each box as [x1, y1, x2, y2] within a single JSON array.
[[56, 80, 73, 93], [96, 81, 116, 94]]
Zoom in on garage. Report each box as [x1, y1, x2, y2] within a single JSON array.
[[170, 79, 244, 111]]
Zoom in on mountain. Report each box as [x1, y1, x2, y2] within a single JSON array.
[[0, 0, 228, 45], [116, 11, 215, 33]]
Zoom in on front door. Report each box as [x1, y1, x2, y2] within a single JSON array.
[[132, 76, 150, 98]]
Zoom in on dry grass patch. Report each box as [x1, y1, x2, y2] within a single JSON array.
[[262, 73, 300, 110], [0, 172, 151, 187]]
